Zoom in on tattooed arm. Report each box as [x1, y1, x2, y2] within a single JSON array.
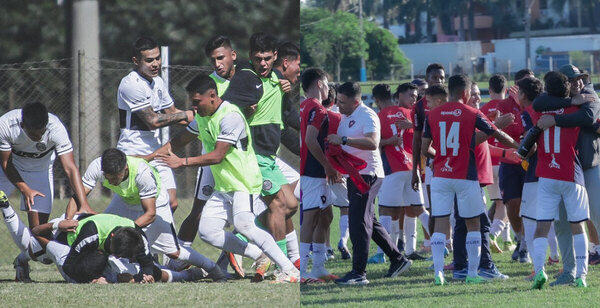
[[135, 106, 194, 129]]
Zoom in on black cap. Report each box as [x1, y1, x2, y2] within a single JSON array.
[[559, 64, 588, 80]]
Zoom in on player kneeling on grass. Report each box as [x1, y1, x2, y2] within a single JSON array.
[[150, 74, 299, 283], [66, 148, 226, 282]]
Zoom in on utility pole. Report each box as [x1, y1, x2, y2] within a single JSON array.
[[525, 0, 532, 69], [359, 0, 367, 81]]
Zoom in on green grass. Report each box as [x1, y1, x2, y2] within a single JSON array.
[[300, 207, 600, 307], [0, 195, 299, 307]]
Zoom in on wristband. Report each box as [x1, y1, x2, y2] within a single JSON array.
[[52, 219, 62, 232]]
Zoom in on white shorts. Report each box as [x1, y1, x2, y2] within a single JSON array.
[[519, 182, 538, 220], [194, 166, 215, 201], [149, 161, 176, 190], [104, 195, 178, 254], [486, 165, 502, 200], [0, 166, 54, 214], [300, 176, 335, 211], [378, 171, 424, 207], [424, 166, 433, 185], [430, 177, 485, 219], [202, 191, 260, 224], [331, 179, 349, 208], [276, 157, 299, 184], [536, 177, 589, 223]]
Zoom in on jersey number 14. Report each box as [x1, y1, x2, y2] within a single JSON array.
[[439, 121, 460, 156]]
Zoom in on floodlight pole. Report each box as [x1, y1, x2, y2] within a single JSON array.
[[359, 0, 367, 81], [525, 0, 532, 69]]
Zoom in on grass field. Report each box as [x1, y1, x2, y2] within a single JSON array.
[[0, 196, 299, 307], [300, 207, 600, 307]]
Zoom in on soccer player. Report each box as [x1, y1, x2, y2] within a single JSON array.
[[371, 83, 429, 262], [329, 82, 412, 285], [422, 74, 518, 285], [0, 101, 92, 281], [116, 37, 195, 217], [154, 74, 299, 282], [529, 71, 590, 289], [298, 68, 341, 282], [222, 32, 297, 258], [66, 148, 226, 282]]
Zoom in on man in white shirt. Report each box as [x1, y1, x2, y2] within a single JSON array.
[[328, 82, 412, 285]]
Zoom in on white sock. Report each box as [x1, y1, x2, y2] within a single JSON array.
[[286, 231, 300, 263], [2, 206, 31, 251], [522, 218, 536, 257], [378, 215, 392, 254], [391, 219, 400, 246], [547, 223, 559, 259], [339, 215, 349, 246], [490, 219, 506, 238], [405, 216, 417, 255], [299, 242, 311, 274], [465, 231, 481, 277], [573, 233, 588, 278], [177, 247, 216, 271], [502, 222, 512, 242], [424, 239, 431, 247], [589, 242, 597, 255], [431, 232, 446, 277], [533, 237, 548, 274], [418, 211, 430, 236], [178, 238, 193, 248], [312, 243, 327, 273]]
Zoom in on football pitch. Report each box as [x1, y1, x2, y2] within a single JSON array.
[[300, 207, 600, 307], [0, 196, 299, 307]]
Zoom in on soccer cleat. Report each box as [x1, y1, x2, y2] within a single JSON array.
[[273, 267, 299, 283], [479, 266, 509, 280], [574, 277, 587, 288], [489, 235, 503, 254], [334, 271, 369, 285], [434, 272, 445, 285], [251, 254, 271, 283], [385, 257, 412, 278], [164, 257, 191, 272], [444, 262, 454, 271], [549, 272, 574, 286], [337, 240, 351, 260], [228, 252, 245, 278], [311, 267, 339, 282], [367, 252, 386, 264], [589, 252, 600, 265], [207, 265, 228, 283], [519, 250, 531, 263], [406, 252, 427, 261], [511, 241, 521, 261], [443, 247, 450, 257], [547, 256, 560, 265], [326, 249, 335, 261], [524, 271, 535, 281], [397, 239, 405, 254], [301, 277, 325, 284], [452, 268, 467, 280], [13, 257, 31, 283], [293, 258, 300, 270], [531, 270, 548, 289], [503, 241, 517, 252], [465, 275, 488, 284], [186, 267, 209, 281], [0, 191, 9, 208]]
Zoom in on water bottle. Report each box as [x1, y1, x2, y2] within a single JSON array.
[[517, 126, 542, 158]]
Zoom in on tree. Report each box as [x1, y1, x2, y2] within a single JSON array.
[[364, 22, 409, 80]]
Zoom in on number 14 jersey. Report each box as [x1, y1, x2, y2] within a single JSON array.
[[423, 102, 496, 180]]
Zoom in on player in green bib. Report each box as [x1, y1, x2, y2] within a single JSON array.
[[153, 74, 299, 283]]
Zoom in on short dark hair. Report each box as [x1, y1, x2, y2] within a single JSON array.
[[133, 37, 159, 58], [396, 82, 418, 94], [185, 74, 217, 94], [544, 71, 570, 98], [448, 74, 471, 98], [21, 102, 49, 130], [101, 148, 127, 175], [110, 227, 145, 260], [250, 32, 278, 54], [411, 78, 427, 87], [425, 84, 448, 97], [300, 68, 327, 92], [274, 41, 300, 67], [337, 82, 361, 99], [69, 250, 108, 283], [204, 35, 233, 58], [516, 77, 543, 102], [488, 74, 506, 94], [515, 69, 534, 82], [426, 63, 445, 76], [372, 84, 392, 101], [322, 84, 337, 107]]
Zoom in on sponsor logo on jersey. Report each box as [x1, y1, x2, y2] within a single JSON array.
[[549, 154, 561, 169], [440, 109, 462, 117], [441, 157, 453, 172], [387, 112, 406, 119], [349, 120, 355, 128], [542, 108, 564, 115], [157, 89, 163, 100]]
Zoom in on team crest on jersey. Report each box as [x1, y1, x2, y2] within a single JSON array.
[[440, 109, 462, 117], [202, 185, 214, 197], [549, 154, 561, 169], [157, 89, 163, 99], [349, 120, 356, 128], [36, 142, 47, 151], [320, 195, 327, 204], [263, 180, 273, 191], [441, 157, 453, 172]]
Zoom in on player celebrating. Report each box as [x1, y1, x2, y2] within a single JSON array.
[[422, 75, 518, 285]]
